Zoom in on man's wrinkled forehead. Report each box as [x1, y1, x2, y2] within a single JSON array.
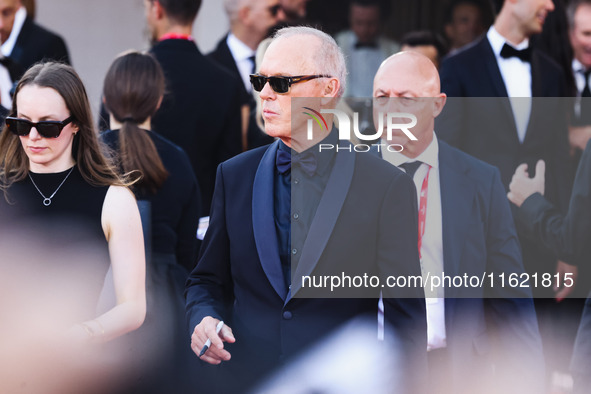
[[260, 35, 320, 76]]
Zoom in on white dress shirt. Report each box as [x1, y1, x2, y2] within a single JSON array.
[[335, 30, 400, 97], [487, 26, 532, 143], [382, 134, 446, 351], [226, 33, 256, 93], [0, 6, 26, 108], [1, 6, 26, 57], [573, 58, 589, 117]]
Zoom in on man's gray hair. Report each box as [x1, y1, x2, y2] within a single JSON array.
[[273, 26, 347, 97], [567, 0, 591, 30]]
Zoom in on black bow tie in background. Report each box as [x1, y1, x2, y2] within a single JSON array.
[[354, 41, 378, 49], [500, 43, 531, 62]]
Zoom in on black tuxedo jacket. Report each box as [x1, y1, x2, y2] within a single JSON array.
[[6, 17, 70, 81], [185, 141, 427, 391], [207, 34, 274, 149], [437, 36, 570, 210], [150, 39, 243, 216], [437, 36, 572, 283]]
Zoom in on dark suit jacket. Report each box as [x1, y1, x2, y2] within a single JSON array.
[[150, 38, 243, 216], [517, 139, 591, 379], [437, 140, 544, 393], [437, 36, 572, 284], [438, 36, 570, 208], [185, 140, 427, 392], [6, 17, 70, 81], [207, 34, 274, 150]]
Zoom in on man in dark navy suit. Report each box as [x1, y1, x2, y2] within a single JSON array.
[[186, 26, 427, 392], [374, 51, 544, 394], [144, 0, 243, 217]]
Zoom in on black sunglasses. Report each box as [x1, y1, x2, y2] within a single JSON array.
[[268, 4, 281, 16], [250, 74, 331, 94], [5, 116, 74, 138]]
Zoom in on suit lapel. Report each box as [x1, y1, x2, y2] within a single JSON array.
[[288, 145, 356, 301], [252, 140, 288, 300], [530, 50, 543, 97], [439, 143, 473, 294], [480, 38, 509, 98], [219, 37, 243, 82], [480, 38, 521, 145], [5, 17, 32, 80]]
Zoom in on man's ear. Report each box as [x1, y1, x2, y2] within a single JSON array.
[[324, 78, 340, 98], [238, 3, 250, 23], [153, 0, 165, 20], [433, 93, 447, 118]]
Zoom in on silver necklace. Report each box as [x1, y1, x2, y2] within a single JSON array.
[[28, 166, 75, 206]]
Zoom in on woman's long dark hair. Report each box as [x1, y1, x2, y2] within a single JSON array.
[[103, 51, 168, 194], [0, 62, 123, 197]]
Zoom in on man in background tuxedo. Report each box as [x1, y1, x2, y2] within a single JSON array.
[[0, 0, 69, 109], [437, 0, 575, 384], [144, 0, 243, 217], [186, 26, 426, 393], [508, 141, 591, 394], [374, 51, 543, 394], [335, 0, 400, 97], [208, 0, 283, 150]]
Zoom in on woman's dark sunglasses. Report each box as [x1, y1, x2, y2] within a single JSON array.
[[250, 74, 331, 94], [5, 116, 74, 138]]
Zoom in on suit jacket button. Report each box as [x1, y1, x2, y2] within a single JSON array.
[[283, 311, 293, 320]]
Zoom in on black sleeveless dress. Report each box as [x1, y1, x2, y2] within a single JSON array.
[[0, 165, 111, 319], [0, 165, 113, 393]]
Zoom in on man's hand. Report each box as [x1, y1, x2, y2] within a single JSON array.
[[554, 260, 578, 302], [568, 125, 591, 155], [507, 160, 545, 207], [191, 316, 235, 365]]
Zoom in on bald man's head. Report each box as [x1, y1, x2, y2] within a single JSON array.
[[374, 51, 441, 97], [373, 51, 446, 159]]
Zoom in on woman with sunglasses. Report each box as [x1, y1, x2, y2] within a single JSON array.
[[100, 51, 201, 393], [0, 62, 146, 391]]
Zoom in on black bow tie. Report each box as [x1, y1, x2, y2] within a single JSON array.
[[500, 43, 531, 62], [354, 41, 378, 49], [276, 148, 317, 177]]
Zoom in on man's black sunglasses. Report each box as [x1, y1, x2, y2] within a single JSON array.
[[250, 74, 332, 94], [5, 116, 74, 138]]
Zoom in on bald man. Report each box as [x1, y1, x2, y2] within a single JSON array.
[[373, 51, 544, 394]]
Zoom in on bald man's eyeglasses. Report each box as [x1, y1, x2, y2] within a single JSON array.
[[268, 4, 282, 16], [250, 74, 332, 94]]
